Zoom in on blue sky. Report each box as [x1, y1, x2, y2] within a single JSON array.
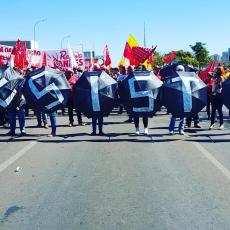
[[1, 0, 230, 65]]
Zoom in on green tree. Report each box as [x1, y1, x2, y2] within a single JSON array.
[[152, 51, 164, 67], [190, 42, 211, 68], [174, 50, 199, 67]]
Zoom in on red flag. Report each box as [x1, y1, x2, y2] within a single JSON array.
[[132, 46, 156, 64], [13, 39, 21, 68], [16, 39, 21, 50], [37, 51, 47, 68], [123, 42, 139, 66], [199, 60, 216, 81], [123, 42, 133, 59], [12, 39, 28, 69], [163, 51, 177, 63], [148, 52, 153, 65], [42, 51, 47, 66], [22, 42, 29, 68], [103, 45, 112, 67]]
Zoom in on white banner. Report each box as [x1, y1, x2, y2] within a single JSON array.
[[0, 44, 84, 70], [0, 44, 13, 65]]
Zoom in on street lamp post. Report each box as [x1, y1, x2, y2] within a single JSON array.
[[61, 35, 71, 49], [33, 18, 47, 50]]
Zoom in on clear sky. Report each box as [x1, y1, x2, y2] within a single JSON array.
[[1, 0, 230, 65]]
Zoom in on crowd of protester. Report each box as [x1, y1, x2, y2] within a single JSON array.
[[0, 62, 229, 137]]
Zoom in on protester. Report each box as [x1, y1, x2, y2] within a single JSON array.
[[90, 64, 105, 136], [209, 66, 225, 130], [7, 94, 26, 136], [117, 65, 127, 114], [36, 111, 48, 128], [132, 65, 149, 135], [185, 114, 201, 128], [123, 65, 134, 123], [153, 65, 162, 80], [169, 117, 185, 135], [65, 68, 84, 126], [168, 65, 185, 135], [23, 68, 31, 116], [0, 111, 7, 127], [204, 72, 215, 119], [47, 112, 57, 137]]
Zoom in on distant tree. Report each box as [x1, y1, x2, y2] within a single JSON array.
[[174, 50, 199, 67], [190, 42, 211, 68], [152, 51, 164, 67]]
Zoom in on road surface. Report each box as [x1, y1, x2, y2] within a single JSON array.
[[0, 109, 230, 230]]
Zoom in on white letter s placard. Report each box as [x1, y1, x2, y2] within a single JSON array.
[[128, 76, 154, 112]]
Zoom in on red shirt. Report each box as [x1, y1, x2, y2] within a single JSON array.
[[200, 75, 214, 97], [68, 76, 78, 97]]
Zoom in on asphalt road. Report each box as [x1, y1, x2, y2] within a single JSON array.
[[1, 109, 230, 230]]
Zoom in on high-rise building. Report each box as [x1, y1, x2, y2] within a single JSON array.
[[221, 51, 229, 63], [211, 54, 221, 63]]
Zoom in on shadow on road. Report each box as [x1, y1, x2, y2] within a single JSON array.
[[186, 139, 230, 143]]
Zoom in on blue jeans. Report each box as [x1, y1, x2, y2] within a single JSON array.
[[8, 108, 25, 133], [92, 115, 103, 133], [36, 111, 48, 125], [50, 112, 56, 135], [169, 116, 184, 132]]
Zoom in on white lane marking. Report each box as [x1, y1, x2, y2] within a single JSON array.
[[0, 141, 37, 173], [193, 141, 230, 181]]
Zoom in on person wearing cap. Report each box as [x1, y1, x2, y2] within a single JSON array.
[[168, 65, 185, 135]]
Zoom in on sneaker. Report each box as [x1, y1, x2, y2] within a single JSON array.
[[90, 131, 96, 136], [99, 131, 105, 136], [219, 124, 224, 130], [47, 133, 56, 137], [78, 123, 86, 126], [179, 130, 185, 135], [6, 131, 16, 136], [169, 130, 174, 135], [20, 131, 27, 136], [194, 124, 201, 128], [135, 128, 140, 135], [3, 123, 10, 128], [36, 123, 42, 128], [209, 124, 215, 130], [144, 128, 149, 135], [68, 123, 73, 127], [44, 124, 49, 129]]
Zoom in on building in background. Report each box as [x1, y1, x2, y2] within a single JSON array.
[[211, 54, 221, 63], [221, 51, 229, 63], [0, 40, 38, 50]]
